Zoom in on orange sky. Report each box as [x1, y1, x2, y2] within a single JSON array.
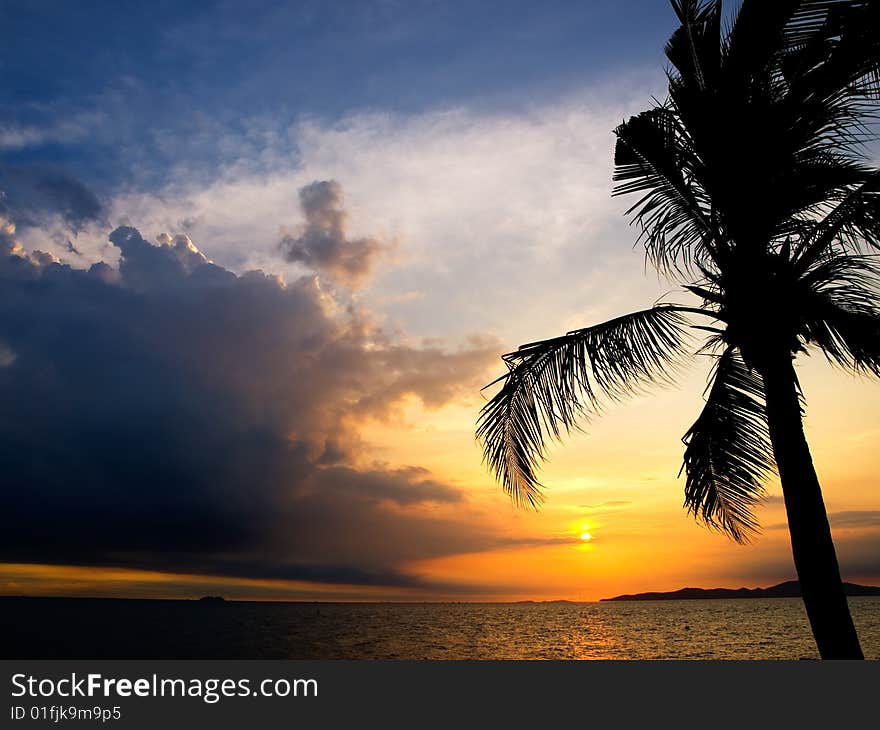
[[5, 347, 878, 603]]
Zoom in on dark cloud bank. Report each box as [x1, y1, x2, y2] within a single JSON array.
[[0, 201, 509, 593], [0, 165, 105, 233]]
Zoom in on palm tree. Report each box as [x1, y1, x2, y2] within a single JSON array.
[[477, 0, 880, 660]]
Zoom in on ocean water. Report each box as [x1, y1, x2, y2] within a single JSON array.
[[2, 596, 879, 660]]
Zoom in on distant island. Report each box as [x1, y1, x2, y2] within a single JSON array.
[[197, 595, 226, 603], [601, 580, 880, 602]]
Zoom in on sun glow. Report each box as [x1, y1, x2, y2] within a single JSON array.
[[580, 531, 593, 542]]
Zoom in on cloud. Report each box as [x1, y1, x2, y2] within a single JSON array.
[[722, 510, 880, 585], [279, 180, 384, 288], [579, 500, 631, 510], [766, 510, 880, 531], [835, 531, 880, 578], [4, 87, 741, 594], [16, 88, 667, 344], [829, 511, 880, 529], [0, 220, 503, 589], [0, 113, 100, 152], [718, 531, 880, 586], [0, 166, 106, 266]]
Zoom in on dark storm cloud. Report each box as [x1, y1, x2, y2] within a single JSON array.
[[0, 165, 105, 232], [279, 180, 384, 288], [0, 218, 500, 589]]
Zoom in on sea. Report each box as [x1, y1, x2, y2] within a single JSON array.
[[2, 596, 879, 660]]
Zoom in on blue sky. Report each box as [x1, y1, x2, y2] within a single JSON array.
[[1, 0, 674, 191], [2, 0, 684, 349]]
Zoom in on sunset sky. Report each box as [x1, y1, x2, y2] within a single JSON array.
[[2, 0, 879, 602]]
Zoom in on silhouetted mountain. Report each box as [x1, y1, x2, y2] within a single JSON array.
[[600, 581, 880, 602]]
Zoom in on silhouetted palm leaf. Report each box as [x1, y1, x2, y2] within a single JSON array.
[[801, 253, 880, 374], [681, 347, 775, 542], [613, 107, 715, 274], [667, 1, 722, 92], [793, 171, 880, 270], [477, 307, 690, 507]]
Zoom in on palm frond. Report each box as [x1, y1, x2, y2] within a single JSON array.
[[793, 171, 880, 271], [800, 253, 880, 374], [781, 1, 868, 48], [666, 1, 722, 93], [785, 1, 880, 90], [477, 307, 690, 508], [681, 347, 775, 543], [781, 1, 880, 153], [723, 1, 801, 79], [807, 302, 880, 375], [613, 107, 715, 274], [725, 0, 879, 79]]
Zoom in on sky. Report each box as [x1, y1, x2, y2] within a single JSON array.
[[1, 0, 879, 602]]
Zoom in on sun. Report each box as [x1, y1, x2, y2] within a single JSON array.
[[580, 531, 593, 542]]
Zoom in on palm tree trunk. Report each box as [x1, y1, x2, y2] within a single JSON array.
[[761, 352, 863, 659]]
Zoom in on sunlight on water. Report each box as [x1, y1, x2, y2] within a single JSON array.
[[3, 596, 879, 659]]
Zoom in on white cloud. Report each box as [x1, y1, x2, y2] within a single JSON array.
[[0, 112, 103, 151], [16, 81, 672, 347]]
